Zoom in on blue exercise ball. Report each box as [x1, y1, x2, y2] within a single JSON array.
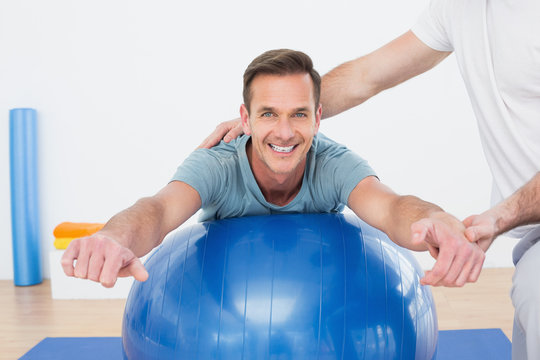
[[122, 213, 438, 359]]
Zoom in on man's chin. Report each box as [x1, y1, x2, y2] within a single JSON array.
[[268, 164, 301, 177]]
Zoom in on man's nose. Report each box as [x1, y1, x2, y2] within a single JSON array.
[[275, 117, 294, 140]]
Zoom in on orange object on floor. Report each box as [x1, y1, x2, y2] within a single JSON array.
[[53, 222, 104, 238]]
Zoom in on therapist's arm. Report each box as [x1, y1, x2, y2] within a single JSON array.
[[321, 30, 451, 118], [464, 172, 540, 251]]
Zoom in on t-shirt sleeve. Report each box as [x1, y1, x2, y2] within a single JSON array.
[[313, 140, 378, 207], [170, 149, 227, 208], [333, 152, 377, 206], [411, 0, 454, 52]]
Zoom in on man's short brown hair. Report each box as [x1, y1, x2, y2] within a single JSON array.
[[243, 49, 321, 112]]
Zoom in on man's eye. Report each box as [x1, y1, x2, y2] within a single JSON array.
[[293, 113, 307, 118], [262, 112, 273, 117]]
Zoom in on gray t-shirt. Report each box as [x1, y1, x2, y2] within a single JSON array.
[[172, 133, 376, 222]]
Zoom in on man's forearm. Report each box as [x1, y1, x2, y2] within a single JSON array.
[[487, 172, 540, 236], [61, 182, 200, 286], [99, 197, 167, 257], [387, 195, 446, 250]]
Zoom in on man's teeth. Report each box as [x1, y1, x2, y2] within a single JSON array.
[[270, 144, 295, 153]]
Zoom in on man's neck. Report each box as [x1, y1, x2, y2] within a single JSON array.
[[246, 140, 305, 206]]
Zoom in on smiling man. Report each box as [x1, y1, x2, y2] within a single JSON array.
[[241, 73, 316, 204], [62, 49, 484, 288]]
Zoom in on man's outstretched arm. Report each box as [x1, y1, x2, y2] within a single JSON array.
[[198, 31, 451, 148], [348, 176, 485, 287], [464, 172, 540, 250], [61, 181, 201, 287]]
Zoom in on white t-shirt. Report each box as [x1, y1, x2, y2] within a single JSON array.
[[412, 0, 540, 239]]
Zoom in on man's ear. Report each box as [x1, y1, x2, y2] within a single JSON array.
[[314, 103, 322, 134], [240, 104, 252, 135]]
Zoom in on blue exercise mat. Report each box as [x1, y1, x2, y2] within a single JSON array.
[[20, 337, 122, 360], [20, 329, 511, 360], [437, 329, 511, 360]]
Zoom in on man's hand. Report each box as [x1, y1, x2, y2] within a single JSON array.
[[463, 214, 499, 252], [197, 118, 243, 149], [462, 172, 540, 251], [411, 212, 485, 287], [61, 233, 149, 288]]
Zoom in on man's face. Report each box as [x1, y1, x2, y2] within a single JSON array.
[[240, 73, 321, 179]]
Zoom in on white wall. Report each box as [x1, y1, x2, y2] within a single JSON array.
[[0, 0, 515, 280]]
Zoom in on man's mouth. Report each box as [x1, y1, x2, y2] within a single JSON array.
[[270, 144, 296, 153]]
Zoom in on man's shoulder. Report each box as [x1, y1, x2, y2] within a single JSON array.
[[193, 135, 248, 160], [312, 133, 349, 156], [310, 133, 371, 169], [206, 135, 247, 152]]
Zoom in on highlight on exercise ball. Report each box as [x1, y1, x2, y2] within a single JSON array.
[[9, 108, 42, 286], [122, 213, 438, 359]]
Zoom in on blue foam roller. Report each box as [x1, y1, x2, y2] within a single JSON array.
[[9, 108, 42, 286], [122, 213, 438, 359]]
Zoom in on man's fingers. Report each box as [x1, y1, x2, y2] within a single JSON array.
[[99, 257, 120, 288], [198, 134, 218, 149], [61, 239, 81, 276], [411, 220, 429, 246], [117, 259, 149, 282], [456, 247, 485, 286], [463, 214, 497, 247], [128, 260, 149, 282], [420, 270, 430, 286], [197, 139, 210, 149], [462, 215, 476, 228], [476, 238, 492, 252], [62, 234, 146, 288], [452, 259, 474, 287], [426, 245, 484, 287], [99, 257, 148, 288], [198, 134, 220, 149], [73, 239, 91, 279], [441, 241, 475, 286], [427, 243, 439, 259], [198, 132, 222, 149], [465, 225, 493, 244], [464, 226, 481, 242], [468, 259, 484, 283], [223, 122, 244, 143], [100, 250, 133, 287], [421, 245, 455, 286], [197, 119, 243, 149], [87, 253, 105, 282]]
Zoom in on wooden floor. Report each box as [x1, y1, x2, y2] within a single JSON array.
[[1, 268, 514, 359]]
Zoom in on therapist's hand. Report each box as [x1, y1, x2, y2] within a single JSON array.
[[198, 118, 243, 149], [463, 213, 498, 251]]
